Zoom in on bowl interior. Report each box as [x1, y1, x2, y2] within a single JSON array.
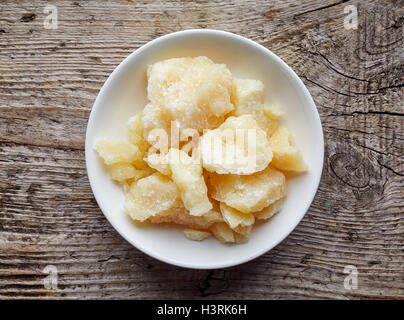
[[85, 30, 323, 269]]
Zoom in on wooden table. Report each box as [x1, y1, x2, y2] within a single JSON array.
[[0, 0, 403, 299]]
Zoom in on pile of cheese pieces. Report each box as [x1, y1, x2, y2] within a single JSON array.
[[95, 57, 307, 244]]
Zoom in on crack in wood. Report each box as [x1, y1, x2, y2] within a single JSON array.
[[294, 0, 350, 18]]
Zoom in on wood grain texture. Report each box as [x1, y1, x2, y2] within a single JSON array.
[[0, 0, 403, 299]]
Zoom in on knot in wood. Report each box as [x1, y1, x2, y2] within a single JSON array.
[[330, 152, 370, 188]]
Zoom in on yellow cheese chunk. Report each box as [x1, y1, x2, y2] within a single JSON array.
[[209, 166, 286, 213], [200, 115, 273, 175], [183, 229, 211, 241], [167, 148, 212, 216], [108, 163, 137, 182], [94, 139, 141, 165], [210, 222, 235, 244], [220, 202, 255, 230], [254, 198, 284, 220], [149, 205, 223, 230], [269, 126, 307, 172], [143, 57, 234, 145], [124, 173, 179, 222]]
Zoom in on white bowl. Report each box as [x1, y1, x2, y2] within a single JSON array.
[[85, 29, 324, 269]]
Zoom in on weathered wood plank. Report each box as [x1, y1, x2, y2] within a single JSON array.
[[0, 0, 403, 299]]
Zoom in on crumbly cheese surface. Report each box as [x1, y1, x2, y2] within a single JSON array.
[[94, 56, 307, 244]]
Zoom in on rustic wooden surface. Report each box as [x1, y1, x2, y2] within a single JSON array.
[[0, 0, 403, 300]]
